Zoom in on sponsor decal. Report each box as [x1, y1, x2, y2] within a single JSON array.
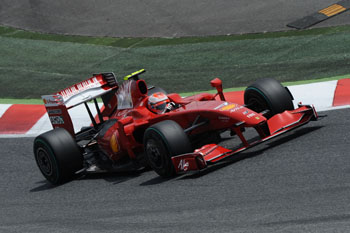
[[214, 102, 236, 111], [59, 77, 101, 100], [243, 110, 249, 115], [255, 116, 260, 120], [44, 99, 56, 106], [214, 102, 229, 110], [178, 159, 189, 171], [218, 116, 230, 122], [230, 105, 244, 112], [110, 134, 119, 153], [42, 95, 64, 107], [215, 102, 226, 110], [247, 113, 256, 118], [47, 109, 62, 115], [49, 116, 64, 125], [221, 104, 236, 111]]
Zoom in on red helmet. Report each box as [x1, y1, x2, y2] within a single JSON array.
[[147, 92, 170, 114]]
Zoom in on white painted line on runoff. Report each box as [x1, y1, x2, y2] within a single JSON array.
[[288, 80, 337, 112], [25, 103, 104, 136], [0, 104, 12, 118], [0, 103, 103, 138], [25, 114, 51, 136]]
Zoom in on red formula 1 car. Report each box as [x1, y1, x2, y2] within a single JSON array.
[[33, 69, 318, 184]]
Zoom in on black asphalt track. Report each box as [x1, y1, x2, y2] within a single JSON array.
[[1, 108, 350, 232], [1, 0, 350, 37]]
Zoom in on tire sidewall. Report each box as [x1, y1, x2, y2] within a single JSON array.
[[244, 78, 294, 117], [143, 120, 192, 178], [144, 129, 174, 177], [34, 138, 61, 184], [33, 128, 83, 185]]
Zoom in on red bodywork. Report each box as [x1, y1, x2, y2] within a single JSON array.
[[172, 105, 317, 173], [42, 70, 318, 175]]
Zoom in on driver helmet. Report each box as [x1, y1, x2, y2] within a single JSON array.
[[148, 92, 170, 114]]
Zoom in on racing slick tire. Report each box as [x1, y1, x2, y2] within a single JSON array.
[[33, 128, 83, 185], [143, 120, 192, 178], [244, 78, 294, 118]]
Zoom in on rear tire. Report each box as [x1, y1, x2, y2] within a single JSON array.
[[143, 120, 192, 177], [244, 78, 294, 118], [33, 128, 83, 185]]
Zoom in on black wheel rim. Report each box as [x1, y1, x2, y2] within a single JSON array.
[[146, 139, 164, 169], [36, 148, 54, 176], [249, 98, 264, 113], [247, 93, 269, 114]]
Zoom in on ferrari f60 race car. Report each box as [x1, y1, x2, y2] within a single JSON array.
[[33, 69, 318, 184]]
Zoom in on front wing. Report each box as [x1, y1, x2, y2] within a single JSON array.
[[172, 104, 318, 174]]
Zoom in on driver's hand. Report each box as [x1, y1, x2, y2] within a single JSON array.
[[166, 102, 177, 112]]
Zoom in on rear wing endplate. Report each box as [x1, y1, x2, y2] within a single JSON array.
[[42, 94, 75, 135]]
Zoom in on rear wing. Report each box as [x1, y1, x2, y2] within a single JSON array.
[[42, 73, 118, 135]]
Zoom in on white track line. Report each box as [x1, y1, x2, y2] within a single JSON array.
[[0, 104, 12, 118], [288, 80, 338, 112]]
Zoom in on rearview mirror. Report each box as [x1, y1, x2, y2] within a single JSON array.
[[210, 78, 225, 101]]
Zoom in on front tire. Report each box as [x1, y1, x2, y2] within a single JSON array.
[[244, 78, 294, 118], [33, 128, 83, 185], [143, 120, 192, 177]]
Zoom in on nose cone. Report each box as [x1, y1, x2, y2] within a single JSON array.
[[214, 102, 266, 126]]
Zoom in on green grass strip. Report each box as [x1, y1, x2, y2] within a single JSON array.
[[1, 74, 347, 104], [0, 99, 44, 104], [1, 25, 350, 100]]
